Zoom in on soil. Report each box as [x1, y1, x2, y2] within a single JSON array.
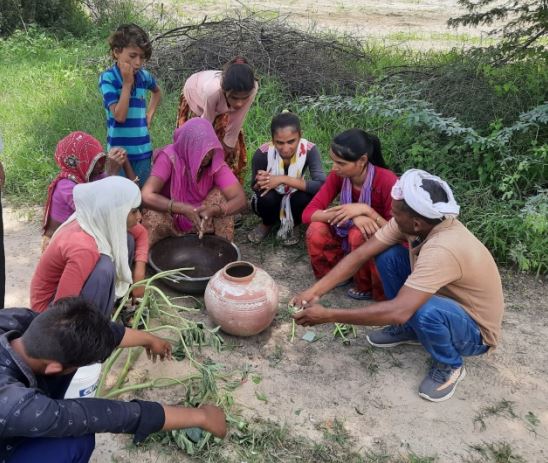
[[4, 203, 547, 462]]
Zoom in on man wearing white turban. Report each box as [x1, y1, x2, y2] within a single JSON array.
[[291, 169, 504, 402]]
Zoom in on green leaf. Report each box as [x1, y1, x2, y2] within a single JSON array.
[[255, 391, 268, 403]]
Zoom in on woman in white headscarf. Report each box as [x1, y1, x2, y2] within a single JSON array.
[[30, 176, 142, 316]]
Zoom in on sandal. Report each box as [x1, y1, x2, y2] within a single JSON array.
[[247, 224, 271, 243], [336, 278, 353, 288], [282, 228, 300, 246], [347, 287, 373, 300]]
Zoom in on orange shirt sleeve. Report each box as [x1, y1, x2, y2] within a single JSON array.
[[129, 223, 149, 263], [54, 246, 99, 301]]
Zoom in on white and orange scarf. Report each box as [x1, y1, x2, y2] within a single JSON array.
[[266, 139, 309, 239]]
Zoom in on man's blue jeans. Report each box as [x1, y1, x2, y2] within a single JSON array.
[[374, 245, 488, 368]]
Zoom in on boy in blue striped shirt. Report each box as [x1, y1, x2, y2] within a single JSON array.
[[99, 24, 161, 186]]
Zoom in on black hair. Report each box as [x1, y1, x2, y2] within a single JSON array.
[[399, 179, 449, 225], [330, 128, 387, 168], [221, 57, 256, 93], [270, 112, 301, 138], [108, 23, 152, 60], [22, 297, 118, 367]]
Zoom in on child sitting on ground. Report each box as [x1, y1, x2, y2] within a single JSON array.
[[99, 23, 162, 186], [41, 132, 148, 300]]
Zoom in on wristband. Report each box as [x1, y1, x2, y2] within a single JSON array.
[[167, 199, 174, 215]]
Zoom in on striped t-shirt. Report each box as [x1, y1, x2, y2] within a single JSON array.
[[99, 65, 157, 161]]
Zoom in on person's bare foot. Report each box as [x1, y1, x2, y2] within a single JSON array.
[[199, 405, 227, 438], [247, 223, 272, 243]]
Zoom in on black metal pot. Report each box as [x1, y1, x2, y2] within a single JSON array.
[[148, 234, 241, 294]]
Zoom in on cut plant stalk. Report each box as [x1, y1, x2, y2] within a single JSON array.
[[333, 323, 357, 344]]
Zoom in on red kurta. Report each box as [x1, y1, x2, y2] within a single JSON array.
[[303, 166, 398, 300]]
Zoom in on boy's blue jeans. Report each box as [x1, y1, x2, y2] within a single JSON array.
[[374, 245, 488, 368]]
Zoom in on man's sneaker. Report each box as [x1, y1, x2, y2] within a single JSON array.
[[418, 363, 466, 402], [366, 326, 421, 348]]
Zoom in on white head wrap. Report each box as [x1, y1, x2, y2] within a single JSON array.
[[391, 169, 460, 219], [60, 176, 141, 297]]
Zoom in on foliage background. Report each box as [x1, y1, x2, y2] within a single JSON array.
[[0, 2, 546, 273]]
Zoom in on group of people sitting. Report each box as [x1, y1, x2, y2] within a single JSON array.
[[0, 23, 505, 463]]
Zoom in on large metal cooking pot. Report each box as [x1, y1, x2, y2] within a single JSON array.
[[148, 234, 241, 294]]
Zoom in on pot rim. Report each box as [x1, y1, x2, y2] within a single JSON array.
[[148, 234, 242, 283], [222, 261, 256, 282]]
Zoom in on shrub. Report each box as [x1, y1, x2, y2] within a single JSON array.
[[0, 0, 90, 36]]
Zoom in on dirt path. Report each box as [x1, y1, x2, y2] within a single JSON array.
[[4, 206, 547, 462]]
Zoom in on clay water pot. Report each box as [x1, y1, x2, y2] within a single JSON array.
[[204, 261, 279, 336]]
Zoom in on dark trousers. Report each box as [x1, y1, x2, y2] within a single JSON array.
[[251, 190, 314, 226], [78, 233, 135, 317], [9, 434, 95, 462]]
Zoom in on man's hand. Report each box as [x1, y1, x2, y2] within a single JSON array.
[[290, 288, 320, 308], [145, 335, 172, 362], [293, 303, 331, 326], [353, 216, 379, 238], [119, 61, 134, 85]]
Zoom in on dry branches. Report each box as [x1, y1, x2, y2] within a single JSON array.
[[147, 15, 372, 96]]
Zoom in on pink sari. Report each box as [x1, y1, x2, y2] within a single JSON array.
[[153, 118, 225, 231]]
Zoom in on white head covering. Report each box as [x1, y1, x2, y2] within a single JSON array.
[[63, 176, 141, 297], [391, 169, 460, 219]]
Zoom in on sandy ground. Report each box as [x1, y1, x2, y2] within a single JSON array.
[[4, 203, 547, 462]]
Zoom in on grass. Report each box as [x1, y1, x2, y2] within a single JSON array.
[[466, 442, 525, 463], [473, 399, 517, 432], [143, 417, 437, 462], [0, 11, 546, 276]]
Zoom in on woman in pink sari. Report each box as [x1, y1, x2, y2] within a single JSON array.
[[141, 118, 246, 245]]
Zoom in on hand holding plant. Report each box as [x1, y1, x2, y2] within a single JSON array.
[[293, 303, 330, 326]]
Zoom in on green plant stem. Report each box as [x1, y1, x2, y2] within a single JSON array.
[[101, 374, 202, 399]]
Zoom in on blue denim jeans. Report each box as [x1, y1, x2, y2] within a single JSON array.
[[375, 245, 488, 368]]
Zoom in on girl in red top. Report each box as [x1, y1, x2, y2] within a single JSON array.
[[302, 129, 397, 301]]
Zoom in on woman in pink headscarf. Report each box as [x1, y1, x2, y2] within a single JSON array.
[[141, 118, 246, 245]]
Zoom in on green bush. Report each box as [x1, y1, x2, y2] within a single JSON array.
[[0, 28, 546, 273], [0, 0, 90, 36]]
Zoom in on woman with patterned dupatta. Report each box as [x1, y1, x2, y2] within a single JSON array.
[[302, 129, 397, 301]]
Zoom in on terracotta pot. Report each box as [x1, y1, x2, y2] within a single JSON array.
[[204, 261, 279, 336]]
